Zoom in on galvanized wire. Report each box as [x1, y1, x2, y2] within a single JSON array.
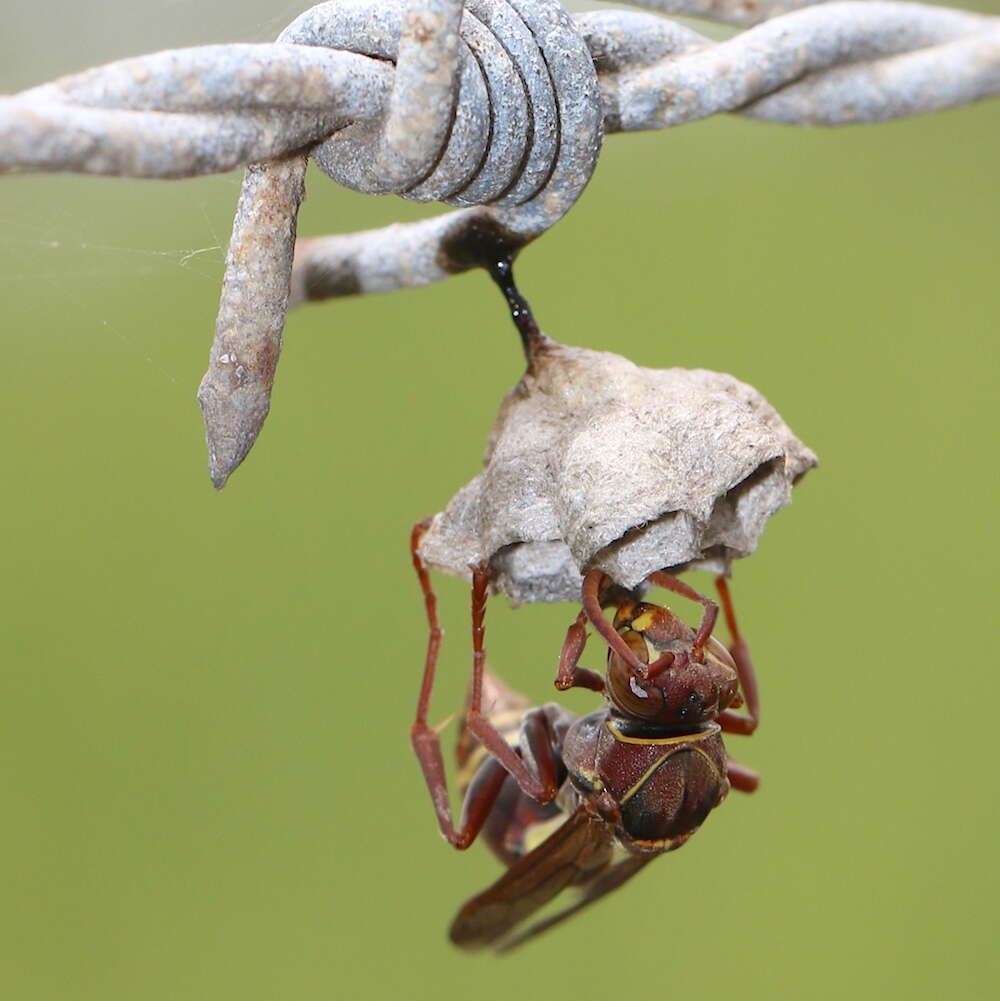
[[2, 0, 997, 485]]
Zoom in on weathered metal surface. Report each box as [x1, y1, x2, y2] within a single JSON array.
[[197, 157, 307, 489], [1, 0, 995, 486]]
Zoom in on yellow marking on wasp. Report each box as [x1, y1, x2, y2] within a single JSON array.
[[631, 610, 656, 632], [617, 601, 636, 619], [522, 815, 569, 854], [605, 720, 721, 746], [620, 742, 725, 806], [486, 708, 530, 737], [455, 708, 530, 791], [629, 831, 693, 853], [574, 765, 602, 789]]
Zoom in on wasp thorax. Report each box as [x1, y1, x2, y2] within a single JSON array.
[[605, 602, 740, 728]]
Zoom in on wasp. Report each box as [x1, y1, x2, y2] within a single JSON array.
[[409, 525, 759, 947], [447, 592, 757, 950]]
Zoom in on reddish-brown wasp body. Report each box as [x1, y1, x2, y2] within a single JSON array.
[[409, 524, 761, 948], [446, 658, 752, 950]]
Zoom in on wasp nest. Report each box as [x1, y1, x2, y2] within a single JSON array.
[[419, 339, 816, 603]]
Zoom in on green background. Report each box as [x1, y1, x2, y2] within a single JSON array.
[[2, 2, 999, 998]]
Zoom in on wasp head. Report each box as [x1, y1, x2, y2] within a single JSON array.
[[604, 600, 740, 729]]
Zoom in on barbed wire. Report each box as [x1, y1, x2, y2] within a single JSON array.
[[2, 0, 998, 486]]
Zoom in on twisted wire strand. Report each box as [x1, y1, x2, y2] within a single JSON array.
[[291, 2, 1000, 300], [597, 3, 999, 129], [8, 3, 996, 176], [619, 0, 877, 27], [1, 0, 998, 486]]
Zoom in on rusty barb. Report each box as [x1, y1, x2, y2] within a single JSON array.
[[2, 0, 998, 487]]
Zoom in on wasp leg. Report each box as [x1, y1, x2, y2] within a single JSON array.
[[554, 610, 604, 693], [580, 570, 674, 681], [726, 760, 760, 793], [645, 571, 719, 665], [409, 520, 468, 846], [713, 576, 759, 736], [465, 567, 561, 805], [410, 520, 442, 731], [410, 538, 561, 846], [460, 703, 566, 828], [451, 755, 515, 849], [409, 530, 546, 847]]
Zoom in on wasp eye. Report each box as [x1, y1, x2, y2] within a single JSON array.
[[721, 678, 740, 710], [607, 657, 665, 720]]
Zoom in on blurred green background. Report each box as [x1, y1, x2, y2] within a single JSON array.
[[2, 2, 999, 998]]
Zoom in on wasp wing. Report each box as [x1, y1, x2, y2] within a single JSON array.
[[449, 807, 615, 950], [496, 853, 655, 953]]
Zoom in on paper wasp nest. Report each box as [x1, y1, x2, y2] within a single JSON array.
[[419, 340, 816, 603]]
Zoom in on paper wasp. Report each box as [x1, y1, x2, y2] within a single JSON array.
[[409, 524, 760, 949]]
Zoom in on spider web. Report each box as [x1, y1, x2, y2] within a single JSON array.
[[0, 174, 245, 388]]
